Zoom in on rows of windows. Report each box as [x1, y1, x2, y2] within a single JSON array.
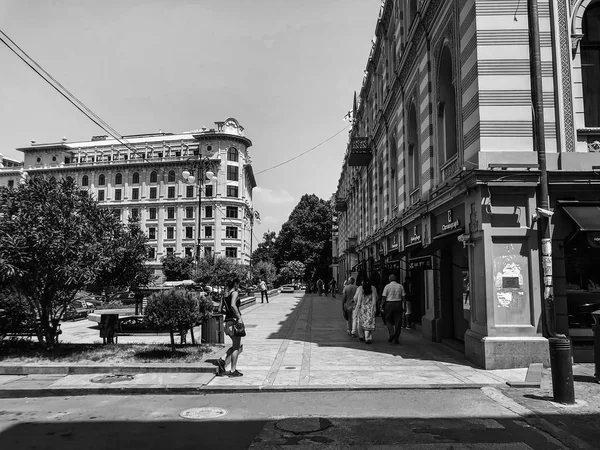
[[147, 225, 239, 240], [80, 155, 241, 188], [112, 205, 230, 221], [147, 246, 238, 260], [90, 184, 242, 200]]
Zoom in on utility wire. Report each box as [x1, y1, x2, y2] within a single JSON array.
[[254, 125, 350, 175], [0, 30, 148, 162]]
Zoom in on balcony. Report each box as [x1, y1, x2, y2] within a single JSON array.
[[348, 137, 372, 166], [346, 237, 358, 253], [335, 198, 347, 212]]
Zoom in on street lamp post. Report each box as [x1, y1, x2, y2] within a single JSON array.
[[182, 156, 217, 262]]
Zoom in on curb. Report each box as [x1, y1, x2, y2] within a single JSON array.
[[482, 387, 596, 450], [0, 382, 488, 399], [0, 364, 217, 375], [0, 344, 239, 376]]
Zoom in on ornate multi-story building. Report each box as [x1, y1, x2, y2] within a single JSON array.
[[335, 0, 600, 369], [0, 117, 257, 279]]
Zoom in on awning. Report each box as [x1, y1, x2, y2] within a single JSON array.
[[410, 228, 464, 258], [561, 204, 600, 248], [562, 205, 600, 232]]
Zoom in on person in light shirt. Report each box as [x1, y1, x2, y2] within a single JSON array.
[[381, 274, 406, 344]]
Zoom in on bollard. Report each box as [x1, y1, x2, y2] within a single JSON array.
[[592, 310, 600, 380], [549, 337, 575, 404]]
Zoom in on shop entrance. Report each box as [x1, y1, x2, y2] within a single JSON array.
[[439, 241, 469, 341]]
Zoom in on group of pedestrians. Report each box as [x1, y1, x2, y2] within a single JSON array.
[[341, 274, 409, 344], [315, 278, 337, 297]]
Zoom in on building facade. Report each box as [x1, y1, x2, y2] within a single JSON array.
[[0, 117, 257, 279], [335, 0, 600, 369]]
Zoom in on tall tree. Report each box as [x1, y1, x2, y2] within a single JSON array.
[[251, 230, 277, 265], [252, 260, 277, 286], [0, 176, 151, 348], [272, 194, 333, 279]]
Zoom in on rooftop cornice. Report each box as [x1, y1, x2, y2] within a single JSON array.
[[192, 132, 252, 148]]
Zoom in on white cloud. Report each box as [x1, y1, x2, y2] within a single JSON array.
[[254, 187, 294, 204], [261, 215, 278, 224]]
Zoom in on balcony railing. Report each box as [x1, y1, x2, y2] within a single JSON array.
[[335, 198, 348, 212], [347, 237, 358, 252], [440, 157, 459, 182], [409, 188, 420, 205], [348, 137, 372, 166]]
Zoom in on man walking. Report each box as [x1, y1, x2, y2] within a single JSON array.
[[342, 277, 358, 337], [380, 274, 406, 344], [259, 278, 269, 304], [330, 278, 337, 298]]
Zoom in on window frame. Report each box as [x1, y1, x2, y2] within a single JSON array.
[[227, 165, 239, 181], [227, 147, 238, 162]]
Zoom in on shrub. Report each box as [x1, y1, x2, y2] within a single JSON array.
[[0, 288, 36, 340], [97, 300, 124, 310], [145, 289, 208, 352]]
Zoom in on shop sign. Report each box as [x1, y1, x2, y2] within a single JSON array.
[[388, 233, 398, 250], [442, 209, 461, 232], [409, 225, 422, 244], [436, 205, 465, 236], [587, 232, 600, 249], [408, 256, 433, 270]]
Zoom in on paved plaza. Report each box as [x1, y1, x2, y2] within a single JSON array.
[[208, 291, 527, 388]]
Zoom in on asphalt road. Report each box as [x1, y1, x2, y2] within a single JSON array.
[[0, 389, 571, 449]]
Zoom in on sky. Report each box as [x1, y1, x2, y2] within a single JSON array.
[[0, 0, 380, 247]]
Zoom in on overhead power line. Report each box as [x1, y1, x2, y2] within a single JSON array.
[[254, 125, 350, 175]]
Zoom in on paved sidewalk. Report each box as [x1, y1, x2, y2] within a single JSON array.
[[2, 292, 583, 396], [209, 292, 528, 388]]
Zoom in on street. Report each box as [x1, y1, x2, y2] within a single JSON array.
[[0, 390, 568, 449]]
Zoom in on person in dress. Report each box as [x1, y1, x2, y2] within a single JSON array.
[[354, 277, 378, 344], [218, 278, 244, 377]]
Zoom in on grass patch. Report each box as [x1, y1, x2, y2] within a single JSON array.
[[0, 341, 225, 364]]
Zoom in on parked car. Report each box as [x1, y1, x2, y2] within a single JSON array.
[[280, 285, 295, 293]]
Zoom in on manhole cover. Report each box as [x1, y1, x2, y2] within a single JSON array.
[[180, 407, 228, 420], [275, 417, 332, 435], [90, 374, 135, 384]]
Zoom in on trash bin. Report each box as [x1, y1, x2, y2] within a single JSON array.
[[100, 313, 119, 344], [201, 313, 224, 344]]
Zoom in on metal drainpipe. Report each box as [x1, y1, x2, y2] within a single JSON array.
[[527, 0, 574, 404]]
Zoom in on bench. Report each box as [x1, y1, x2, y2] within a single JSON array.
[[4, 323, 62, 343]]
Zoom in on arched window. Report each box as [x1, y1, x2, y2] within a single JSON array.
[[98, 174, 106, 186], [377, 157, 384, 222], [168, 170, 176, 183], [407, 103, 420, 195], [437, 45, 457, 179], [132, 172, 140, 184], [115, 173, 122, 185], [389, 137, 398, 208], [582, 3, 600, 126], [150, 171, 158, 183], [82, 175, 89, 187], [228, 147, 238, 162]]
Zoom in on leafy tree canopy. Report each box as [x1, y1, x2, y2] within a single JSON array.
[[194, 256, 248, 291], [161, 255, 195, 281], [0, 176, 152, 347], [251, 231, 277, 265], [252, 260, 277, 286], [272, 194, 333, 278]]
